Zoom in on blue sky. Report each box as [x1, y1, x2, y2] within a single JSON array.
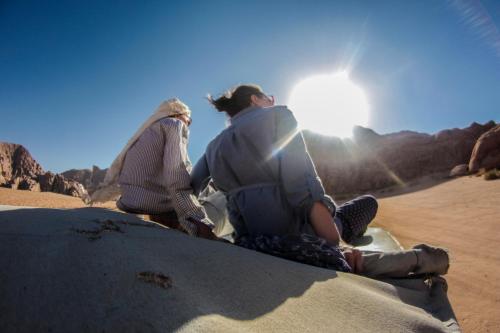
[[1, 0, 499, 172]]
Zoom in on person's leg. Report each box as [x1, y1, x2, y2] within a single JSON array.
[[360, 244, 449, 278], [116, 198, 186, 233], [148, 211, 188, 233], [335, 195, 378, 243], [360, 250, 418, 278]]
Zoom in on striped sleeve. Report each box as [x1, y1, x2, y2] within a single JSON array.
[[162, 120, 214, 235]]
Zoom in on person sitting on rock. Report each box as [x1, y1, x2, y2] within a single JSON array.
[[192, 84, 375, 246], [100, 98, 218, 240], [191, 84, 450, 277]]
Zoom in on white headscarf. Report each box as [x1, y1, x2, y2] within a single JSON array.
[[90, 98, 190, 203]]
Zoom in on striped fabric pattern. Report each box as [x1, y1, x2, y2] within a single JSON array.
[[118, 117, 213, 235]]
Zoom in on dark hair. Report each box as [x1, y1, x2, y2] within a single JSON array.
[[208, 84, 264, 117]]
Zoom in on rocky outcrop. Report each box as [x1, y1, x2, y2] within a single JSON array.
[[0, 143, 43, 183], [449, 164, 469, 178], [0, 206, 458, 333], [304, 121, 497, 198], [0, 142, 89, 201], [468, 124, 500, 173], [62, 165, 107, 194]]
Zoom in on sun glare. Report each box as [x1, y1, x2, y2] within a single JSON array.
[[288, 72, 369, 138]]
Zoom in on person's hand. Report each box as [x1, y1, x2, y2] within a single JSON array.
[[342, 248, 364, 273], [195, 222, 221, 241]]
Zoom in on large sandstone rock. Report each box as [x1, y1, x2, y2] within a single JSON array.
[[449, 164, 469, 178], [17, 178, 41, 192], [62, 165, 107, 194], [0, 143, 43, 181], [37, 171, 56, 192], [0, 142, 88, 200], [0, 206, 459, 332], [468, 124, 500, 173], [304, 121, 496, 198], [51, 174, 88, 199]]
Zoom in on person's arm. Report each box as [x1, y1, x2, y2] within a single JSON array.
[[274, 107, 340, 245], [191, 153, 211, 197], [162, 120, 216, 239]]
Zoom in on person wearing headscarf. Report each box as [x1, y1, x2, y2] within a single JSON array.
[[94, 98, 216, 239]]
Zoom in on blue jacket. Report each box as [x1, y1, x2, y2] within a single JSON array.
[[192, 105, 335, 238]]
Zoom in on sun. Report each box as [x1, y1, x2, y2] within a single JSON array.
[[287, 72, 369, 138]]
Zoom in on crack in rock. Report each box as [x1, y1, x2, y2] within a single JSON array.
[[137, 271, 173, 289], [71, 219, 124, 241], [93, 218, 158, 228], [71, 218, 159, 241]]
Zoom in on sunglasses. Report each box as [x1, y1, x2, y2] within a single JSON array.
[[258, 93, 275, 105]]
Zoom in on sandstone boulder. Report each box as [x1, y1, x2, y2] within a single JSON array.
[[0, 206, 459, 332], [18, 178, 41, 192], [37, 172, 56, 192], [449, 164, 469, 177], [469, 124, 500, 173], [52, 174, 89, 200], [0, 143, 43, 181], [62, 165, 107, 194]]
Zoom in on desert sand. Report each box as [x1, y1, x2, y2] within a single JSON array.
[[0, 187, 86, 209], [374, 176, 500, 333]]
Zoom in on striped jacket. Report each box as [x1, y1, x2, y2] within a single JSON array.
[[118, 117, 213, 235]]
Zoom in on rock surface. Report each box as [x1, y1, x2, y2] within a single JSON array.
[[0, 205, 459, 332], [304, 121, 496, 198], [0, 142, 88, 200], [0, 143, 43, 184], [449, 164, 469, 177], [468, 124, 500, 173], [62, 165, 107, 194]]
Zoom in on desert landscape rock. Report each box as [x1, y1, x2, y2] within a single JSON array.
[[449, 164, 469, 177], [303, 120, 496, 198], [468, 124, 500, 173], [0, 142, 88, 200], [62, 165, 107, 194], [57, 121, 498, 201], [0, 205, 459, 332], [0, 143, 43, 183]]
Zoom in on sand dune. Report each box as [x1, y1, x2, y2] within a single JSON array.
[[374, 176, 500, 333]]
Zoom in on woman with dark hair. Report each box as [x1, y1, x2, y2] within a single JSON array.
[[195, 84, 374, 245], [192, 84, 449, 275]]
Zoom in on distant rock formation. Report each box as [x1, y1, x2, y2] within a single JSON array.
[[61, 166, 117, 203], [0, 142, 89, 201], [303, 121, 497, 198], [56, 120, 497, 201], [468, 124, 500, 173], [62, 165, 107, 194]]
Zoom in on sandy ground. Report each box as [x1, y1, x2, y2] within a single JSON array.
[[1, 176, 499, 332], [0, 187, 86, 208], [374, 176, 500, 333]]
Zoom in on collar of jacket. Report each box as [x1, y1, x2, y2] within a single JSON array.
[[229, 105, 261, 124]]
